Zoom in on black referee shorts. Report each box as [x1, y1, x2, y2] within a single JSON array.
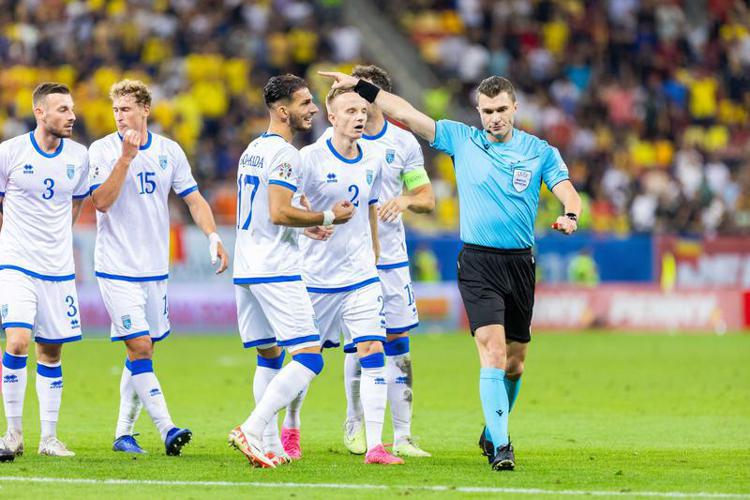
[[457, 243, 535, 343]]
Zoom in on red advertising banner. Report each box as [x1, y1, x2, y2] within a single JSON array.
[[655, 236, 750, 289]]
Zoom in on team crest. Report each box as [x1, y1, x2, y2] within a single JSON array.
[[366, 169, 374, 186], [66, 164, 75, 179], [159, 155, 168, 170], [512, 169, 532, 192], [385, 149, 395, 164], [121, 315, 132, 330], [1, 304, 7, 319]]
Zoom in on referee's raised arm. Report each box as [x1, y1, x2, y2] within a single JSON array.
[[319, 72, 436, 143]]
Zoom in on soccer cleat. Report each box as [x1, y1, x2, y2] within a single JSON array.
[[113, 435, 146, 454], [265, 451, 290, 466], [164, 427, 192, 456], [280, 427, 302, 460], [228, 426, 275, 468], [38, 437, 75, 457], [364, 444, 404, 465], [0, 448, 14, 462], [0, 430, 24, 457], [491, 443, 515, 471], [479, 426, 494, 463], [343, 419, 366, 455], [393, 437, 431, 457]]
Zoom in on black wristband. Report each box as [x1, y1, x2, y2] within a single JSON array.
[[565, 212, 578, 221], [354, 79, 380, 103]]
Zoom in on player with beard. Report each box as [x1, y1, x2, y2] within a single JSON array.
[[0, 83, 90, 458], [228, 74, 354, 468]]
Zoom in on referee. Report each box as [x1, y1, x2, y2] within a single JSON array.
[[320, 71, 582, 471]]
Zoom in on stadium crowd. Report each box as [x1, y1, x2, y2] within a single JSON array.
[[1, 0, 749, 235]]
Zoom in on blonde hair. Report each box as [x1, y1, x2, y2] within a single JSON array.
[[109, 79, 152, 107], [325, 87, 357, 110]]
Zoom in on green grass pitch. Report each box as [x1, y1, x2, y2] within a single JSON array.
[[0, 332, 748, 499]]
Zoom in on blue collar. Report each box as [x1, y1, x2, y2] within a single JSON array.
[[117, 130, 153, 151], [362, 120, 388, 141], [261, 132, 285, 140], [326, 138, 362, 164], [29, 131, 64, 158]]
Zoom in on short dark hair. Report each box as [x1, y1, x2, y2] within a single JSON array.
[[476, 76, 516, 102], [263, 74, 309, 107], [32, 82, 71, 107], [351, 65, 392, 92]]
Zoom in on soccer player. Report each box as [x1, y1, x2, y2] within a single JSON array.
[[89, 79, 229, 456], [0, 82, 89, 457], [320, 71, 581, 470], [335, 65, 435, 457], [298, 87, 403, 465], [227, 74, 354, 468]]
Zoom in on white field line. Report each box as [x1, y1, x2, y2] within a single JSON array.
[[0, 476, 748, 498]]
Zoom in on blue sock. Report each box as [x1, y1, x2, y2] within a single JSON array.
[[505, 376, 521, 413], [480, 367, 509, 448]]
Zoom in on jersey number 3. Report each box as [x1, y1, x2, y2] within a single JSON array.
[[237, 174, 260, 230]]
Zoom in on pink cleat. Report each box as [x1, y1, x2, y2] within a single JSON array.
[[281, 427, 302, 460], [364, 444, 404, 465]]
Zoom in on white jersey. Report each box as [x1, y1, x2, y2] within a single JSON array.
[[323, 121, 425, 266], [0, 132, 89, 280], [89, 131, 198, 280], [300, 136, 384, 291], [233, 132, 304, 283]]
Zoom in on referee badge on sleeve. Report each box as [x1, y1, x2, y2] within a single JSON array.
[[512, 169, 532, 192]]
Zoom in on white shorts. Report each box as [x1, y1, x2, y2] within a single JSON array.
[[378, 265, 419, 334], [97, 277, 171, 342], [235, 279, 319, 353], [0, 269, 82, 344], [309, 281, 386, 353]]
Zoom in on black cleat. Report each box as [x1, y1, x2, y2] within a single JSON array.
[[0, 449, 14, 462], [491, 443, 515, 471], [478, 426, 494, 463]]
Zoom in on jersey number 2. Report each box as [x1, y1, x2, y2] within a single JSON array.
[[237, 174, 260, 230]]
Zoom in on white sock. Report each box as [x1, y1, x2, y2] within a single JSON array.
[[359, 353, 387, 452], [129, 359, 174, 440], [344, 352, 363, 423], [36, 361, 63, 439], [386, 353, 413, 443], [2, 353, 28, 433], [242, 359, 317, 438], [115, 360, 142, 438], [254, 353, 284, 449], [283, 385, 307, 429]]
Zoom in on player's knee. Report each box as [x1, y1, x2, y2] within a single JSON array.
[[293, 352, 324, 375], [356, 340, 384, 358], [505, 359, 524, 379], [36, 344, 62, 364], [5, 335, 30, 356], [125, 336, 153, 360]]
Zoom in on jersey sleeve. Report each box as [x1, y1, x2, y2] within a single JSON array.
[[429, 119, 470, 156], [401, 132, 430, 191], [87, 143, 113, 193], [540, 145, 570, 191], [0, 143, 9, 196], [171, 143, 199, 197], [73, 150, 90, 199], [267, 145, 300, 193]]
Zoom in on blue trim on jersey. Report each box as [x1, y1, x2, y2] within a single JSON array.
[[326, 138, 362, 164], [306, 276, 380, 294], [261, 132, 285, 140], [117, 131, 152, 151], [95, 271, 169, 282], [322, 340, 341, 349], [268, 180, 297, 192], [386, 322, 419, 334], [243, 337, 277, 349], [35, 335, 82, 344], [233, 275, 302, 285], [362, 120, 388, 141], [2, 322, 34, 331], [277, 334, 320, 347], [178, 185, 199, 198], [376, 261, 409, 270], [72, 193, 88, 200], [29, 131, 64, 158], [111, 330, 150, 342], [89, 183, 102, 194], [37, 363, 62, 378], [153, 330, 170, 342], [0, 191, 5, 197], [0, 265, 75, 282], [368, 199, 378, 205]]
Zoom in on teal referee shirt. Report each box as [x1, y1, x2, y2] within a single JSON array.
[[430, 120, 569, 249]]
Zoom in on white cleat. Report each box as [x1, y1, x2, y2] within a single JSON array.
[[393, 437, 431, 457], [228, 426, 275, 468], [38, 437, 75, 457], [0, 430, 24, 456], [265, 442, 291, 465], [343, 419, 367, 455]]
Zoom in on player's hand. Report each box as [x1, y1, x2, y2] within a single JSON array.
[[551, 216, 577, 235], [378, 196, 409, 223], [304, 226, 334, 241], [332, 200, 355, 224], [209, 233, 229, 274], [318, 71, 359, 91], [121, 129, 140, 161]]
